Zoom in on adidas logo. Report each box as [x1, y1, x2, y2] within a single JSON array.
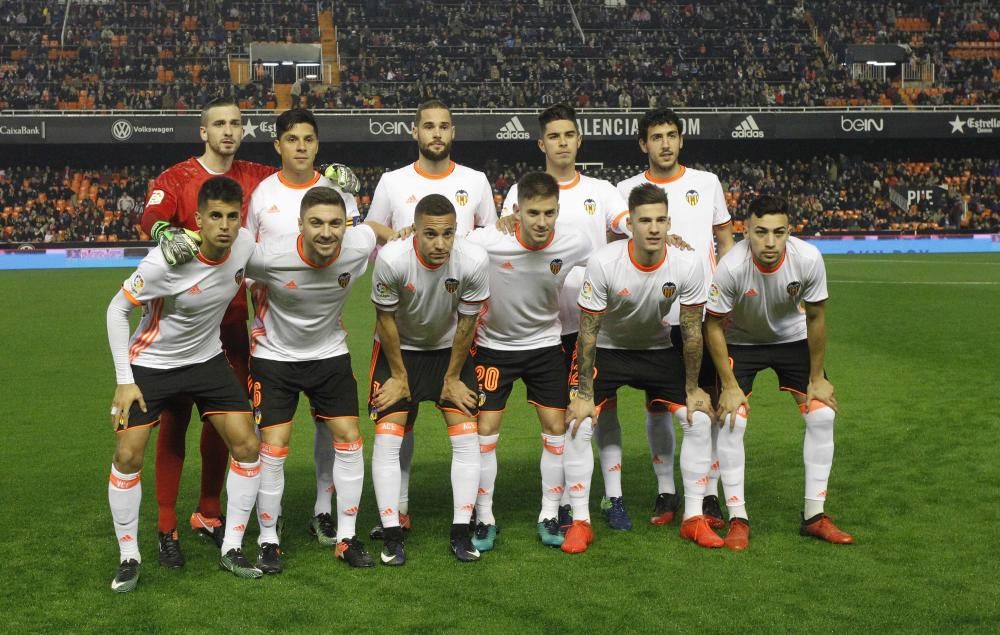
[[569, 482, 586, 492], [381, 507, 395, 517], [405, 282, 416, 293], [500, 260, 514, 270], [728, 496, 741, 503], [284, 280, 297, 289], [120, 534, 134, 542], [496, 116, 530, 140], [617, 288, 631, 297], [608, 464, 622, 473], [260, 513, 273, 521], [818, 490, 827, 498], [745, 288, 758, 297], [233, 524, 246, 532], [652, 456, 664, 464], [548, 485, 564, 494], [478, 487, 490, 496], [187, 284, 202, 295], [732, 115, 764, 139], [266, 204, 281, 214], [406, 194, 417, 204], [344, 506, 359, 516], [461, 503, 475, 512], [711, 461, 720, 470], [695, 476, 709, 486]]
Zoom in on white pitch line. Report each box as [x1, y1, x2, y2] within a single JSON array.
[[831, 279, 999, 286], [827, 258, 1000, 266]]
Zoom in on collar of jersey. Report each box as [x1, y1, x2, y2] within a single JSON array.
[[628, 239, 666, 272], [297, 235, 339, 269], [413, 160, 456, 180], [644, 165, 686, 184], [515, 223, 554, 251], [277, 171, 321, 189], [413, 236, 446, 269], [558, 172, 581, 190], [197, 249, 230, 266]]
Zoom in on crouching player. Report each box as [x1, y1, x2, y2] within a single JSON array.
[[563, 183, 718, 553], [246, 186, 395, 572], [106, 176, 263, 592], [704, 194, 853, 550]]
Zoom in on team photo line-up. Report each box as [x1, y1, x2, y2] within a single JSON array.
[[104, 98, 851, 593]]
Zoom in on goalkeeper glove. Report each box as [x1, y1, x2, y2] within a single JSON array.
[[320, 163, 361, 194], [151, 220, 202, 266]]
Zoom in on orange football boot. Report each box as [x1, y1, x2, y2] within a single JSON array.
[[561, 521, 594, 554], [680, 515, 724, 548], [724, 518, 750, 551], [801, 513, 854, 544]]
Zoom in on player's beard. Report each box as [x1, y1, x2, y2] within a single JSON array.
[[209, 136, 240, 157], [418, 140, 451, 163]]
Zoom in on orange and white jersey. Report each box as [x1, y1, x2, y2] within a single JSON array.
[[121, 228, 255, 369], [371, 237, 490, 351], [246, 224, 377, 362], [246, 171, 360, 245], [579, 240, 706, 350], [465, 225, 589, 350], [367, 161, 495, 235], [502, 172, 630, 334], [706, 237, 828, 346], [617, 166, 730, 326]]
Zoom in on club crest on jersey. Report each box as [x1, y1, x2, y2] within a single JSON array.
[[455, 189, 469, 206], [583, 198, 597, 215], [234, 268, 245, 286], [685, 189, 700, 206], [550, 258, 563, 274], [444, 278, 460, 294], [128, 272, 145, 294], [786, 281, 801, 296], [338, 272, 351, 288], [662, 282, 677, 299]]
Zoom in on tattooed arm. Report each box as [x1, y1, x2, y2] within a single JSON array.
[[440, 312, 480, 416], [565, 309, 602, 436], [679, 304, 713, 422]]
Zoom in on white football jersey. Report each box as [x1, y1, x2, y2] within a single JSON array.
[[246, 171, 361, 245], [706, 237, 828, 345], [465, 225, 590, 350], [371, 237, 490, 351], [122, 229, 255, 368], [502, 172, 630, 335], [367, 161, 495, 235], [617, 166, 731, 326], [246, 224, 377, 362], [578, 240, 706, 350]]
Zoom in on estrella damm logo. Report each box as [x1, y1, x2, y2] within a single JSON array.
[[444, 278, 460, 293], [685, 189, 700, 206], [549, 258, 563, 274], [583, 198, 597, 215], [234, 267, 245, 286], [338, 272, 351, 288], [786, 281, 801, 296], [455, 189, 469, 206], [662, 282, 677, 299]]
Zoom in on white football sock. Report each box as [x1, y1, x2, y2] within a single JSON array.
[[333, 440, 364, 541], [675, 408, 713, 520], [595, 408, 623, 499], [645, 410, 676, 494], [398, 425, 414, 516], [257, 443, 287, 545], [717, 412, 748, 520], [707, 421, 721, 498], [803, 403, 835, 517], [372, 422, 404, 529], [539, 433, 565, 521], [475, 433, 499, 525], [108, 465, 142, 562], [221, 459, 261, 553], [449, 422, 480, 525], [313, 421, 335, 516], [563, 417, 594, 523]]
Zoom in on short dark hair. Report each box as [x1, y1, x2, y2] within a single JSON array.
[[747, 194, 789, 219], [538, 103, 577, 135], [414, 193, 455, 219], [197, 176, 243, 210], [300, 186, 346, 219], [415, 99, 451, 125], [275, 108, 318, 138], [628, 183, 668, 213], [200, 97, 239, 127], [638, 107, 683, 141], [516, 171, 559, 204]]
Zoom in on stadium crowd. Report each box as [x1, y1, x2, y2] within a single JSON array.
[[3, 156, 996, 243], [1, 0, 996, 110]]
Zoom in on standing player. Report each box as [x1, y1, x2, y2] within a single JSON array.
[[369, 194, 489, 564], [563, 184, 719, 554], [615, 107, 736, 529], [704, 194, 853, 550], [245, 108, 362, 547], [465, 172, 590, 550], [246, 187, 393, 572], [106, 177, 264, 592], [499, 104, 630, 531], [366, 99, 496, 539]]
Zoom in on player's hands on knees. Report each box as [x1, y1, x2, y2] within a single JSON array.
[[321, 163, 361, 194], [373, 376, 410, 413], [667, 233, 693, 251], [151, 220, 202, 266], [717, 386, 749, 431], [110, 384, 146, 431], [685, 387, 714, 424], [390, 224, 415, 241], [806, 378, 838, 413], [440, 377, 478, 417], [495, 215, 517, 235], [565, 397, 596, 438]]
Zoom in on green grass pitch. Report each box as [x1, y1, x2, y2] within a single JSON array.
[[1, 253, 998, 633]]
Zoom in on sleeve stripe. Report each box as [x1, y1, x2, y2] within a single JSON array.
[[578, 304, 607, 315], [705, 308, 730, 317], [459, 297, 489, 304], [122, 289, 141, 306], [713, 220, 733, 229]]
